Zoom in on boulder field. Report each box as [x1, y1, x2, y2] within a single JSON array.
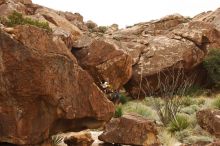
[[1, 0, 220, 145]]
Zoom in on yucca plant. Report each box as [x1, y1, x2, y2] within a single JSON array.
[[168, 115, 189, 133]]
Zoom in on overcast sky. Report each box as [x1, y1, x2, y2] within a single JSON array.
[[32, 0, 220, 28]]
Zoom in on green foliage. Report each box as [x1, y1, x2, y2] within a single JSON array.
[[203, 49, 220, 87], [114, 106, 123, 118], [185, 135, 213, 144], [98, 26, 107, 33], [181, 105, 199, 115], [181, 96, 195, 107], [168, 115, 189, 133], [184, 85, 204, 97], [212, 96, 220, 109], [119, 93, 128, 104], [121, 101, 158, 120], [4, 11, 52, 32], [51, 135, 63, 146]]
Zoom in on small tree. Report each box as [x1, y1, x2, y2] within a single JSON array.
[[143, 66, 196, 125]]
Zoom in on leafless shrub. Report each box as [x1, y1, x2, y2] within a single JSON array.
[[143, 66, 196, 125]]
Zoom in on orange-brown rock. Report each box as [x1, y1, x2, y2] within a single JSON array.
[[0, 0, 5, 5], [18, 0, 32, 5], [0, 25, 114, 145], [58, 11, 88, 31], [72, 39, 133, 90], [124, 21, 220, 98], [98, 114, 160, 146], [64, 131, 94, 146], [110, 14, 188, 41], [34, 7, 82, 48], [0, 0, 29, 16], [197, 109, 220, 138]]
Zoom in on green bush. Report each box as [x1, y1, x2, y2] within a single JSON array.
[[203, 49, 220, 87], [119, 93, 128, 104], [181, 96, 195, 107], [168, 115, 189, 133], [184, 85, 203, 97], [213, 96, 220, 109], [4, 11, 52, 32], [98, 26, 107, 33], [114, 106, 123, 118], [122, 102, 157, 120]]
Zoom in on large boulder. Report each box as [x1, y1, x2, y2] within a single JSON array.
[[34, 7, 82, 48], [196, 109, 220, 137], [0, 25, 114, 145], [72, 39, 133, 90], [125, 35, 205, 97], [124, 21, 220, 98], [111, 14, 188, 41], [58, 11, 88, 31], [98, 114, 160, 146]]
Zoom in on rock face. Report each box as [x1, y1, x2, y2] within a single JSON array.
[[193, 8, 220, 31], [72, 39, 133, 90], [34, 7, 82, 48], [123, 21, 220, 98], [98, 114, 160, 146], [196, 109, 220, 137], [0, 0, 82, 49], [0, 25, 114, 145]]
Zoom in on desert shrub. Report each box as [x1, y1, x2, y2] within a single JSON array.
[[4, 11, 52, 32], [114, 106, 123, 118], [122, 101, 158, 120], [185, 135, 213, 145], [181, 105, 199, 115], [184, 85, 204, 96], [203, 49, 220, 87], [118, 93, 128, 104], [143, 67, 196, 126], [98, 26, 107, 33], [51, 135, 63, 146], [197, 98, 206, 105], [168, 115, 189, 133], [181, 96, 196, 107], [212, 96, 220, 109], [158, 130, 178, 146]]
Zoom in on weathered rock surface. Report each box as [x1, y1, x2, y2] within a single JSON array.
[[98, 114, 160, 146], [58, 11, 88, 31], [193, 8, 220, 31], [0, 25, 114, 145], [0, 0, 30, 16], [34, 7, 82, 48], [64, 131, 94, 146], [0, 0, 83, 49], [72, 39, 133, 90], [111, 14, 188, 41], [197, 109, 220, 137], [123, 21, 220, 98]]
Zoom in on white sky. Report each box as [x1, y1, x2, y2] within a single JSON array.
[[32, 0, 220, 28]]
